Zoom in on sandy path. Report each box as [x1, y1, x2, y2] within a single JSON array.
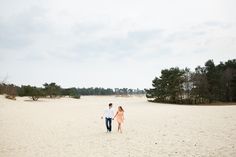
[[0, 95, 236, 157]]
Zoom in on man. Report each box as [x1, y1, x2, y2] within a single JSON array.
[[101, 103, 114, 132]]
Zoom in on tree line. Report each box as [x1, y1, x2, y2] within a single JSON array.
[[77, 87, 145, 95], [0, 82, 145, 101], [145, 59, 236, 104]]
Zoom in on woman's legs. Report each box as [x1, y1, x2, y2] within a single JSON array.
[[119, 123, 122, 133], [117, 122, 122, 133]]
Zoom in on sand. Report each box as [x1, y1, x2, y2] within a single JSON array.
[[0, 95, 236, 157]]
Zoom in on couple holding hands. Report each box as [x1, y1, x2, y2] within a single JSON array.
[[101, 103, 124, 133]]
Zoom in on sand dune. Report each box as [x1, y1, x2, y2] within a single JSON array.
[[0, 95, 236, 157]]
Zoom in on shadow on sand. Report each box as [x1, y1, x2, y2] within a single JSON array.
[[24, 99, 46, 102], [148, 101, 236, 106]]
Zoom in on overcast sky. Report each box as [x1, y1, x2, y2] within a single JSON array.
[[0, 0, 236, 89]]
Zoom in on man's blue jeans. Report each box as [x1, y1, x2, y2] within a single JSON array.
[[105, 118, 112, 132]]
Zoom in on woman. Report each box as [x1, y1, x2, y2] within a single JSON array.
[[114, 106, 124, 133]]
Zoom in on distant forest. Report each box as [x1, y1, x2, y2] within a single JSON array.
[[146, 59, 236, 104], [0, 82, 145, 101]]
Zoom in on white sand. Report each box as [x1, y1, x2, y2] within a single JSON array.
[[0, 95, 236, 157]]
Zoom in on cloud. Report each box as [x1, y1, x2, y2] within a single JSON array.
[[0, 0, 236, 88], [0, 6, 49, 49]]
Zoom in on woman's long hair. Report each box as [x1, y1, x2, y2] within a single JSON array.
[[118, 106, 124, 112]]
